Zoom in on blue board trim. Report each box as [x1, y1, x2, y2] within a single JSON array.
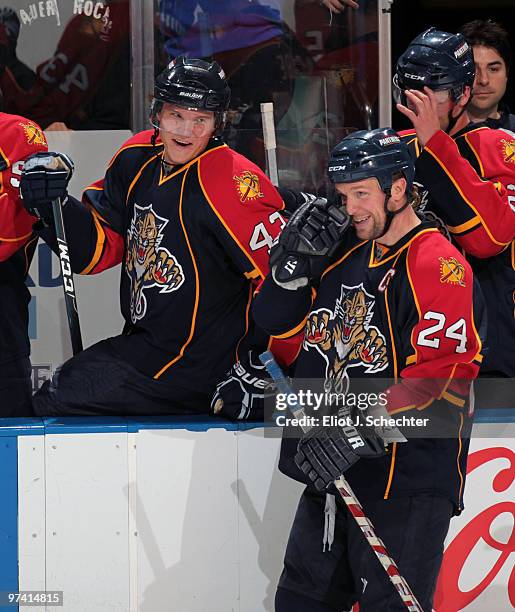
[[126, 416, 241, 433], [0, 436, 18, 612], [0, 418, 45, 436], [42, 417, 128, 434], [474, 408, 515, 423], [0, 408, 514, 436]]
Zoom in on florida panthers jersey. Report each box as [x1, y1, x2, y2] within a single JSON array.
[[39, 131, 296, 396], [254, 222, 486, 512], [400, 124, 515, 376], [0, 112, 47, 364]]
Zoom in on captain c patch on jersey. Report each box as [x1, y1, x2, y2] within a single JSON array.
[[304, 284, 388, 393], [126, 204, 184, 322]]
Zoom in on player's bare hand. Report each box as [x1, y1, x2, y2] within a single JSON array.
[[152, 250, 184, 291], [45, 122, 72, 132], [305, 311, 332, 349], [320, 0, 359, 12], [45, 121, 73, 132], [396, 87, 441, 147]]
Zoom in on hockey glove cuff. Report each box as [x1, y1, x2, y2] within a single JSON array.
[[20, 152, 74, 222], [211, 350, 276, 421], [295, 421, 385, 491]]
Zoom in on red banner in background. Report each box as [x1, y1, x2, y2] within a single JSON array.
[[434, 446, 515, 611]]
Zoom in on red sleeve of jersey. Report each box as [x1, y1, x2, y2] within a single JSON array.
[[0, 115, 47, 261], [198, 146, 287, 280], [199, 146, 304, 365], [386, 233, 483, 415], [77, 182, 125, 274], [420, 128, 515, 258], [78, 130, 158, 274]]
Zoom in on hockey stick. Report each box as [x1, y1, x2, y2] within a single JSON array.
[[259, 351, 423, 612], [52, 197, 83, 355], [260, 102, 279, 187]]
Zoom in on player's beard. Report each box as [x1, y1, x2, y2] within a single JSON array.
[[353, 212, 386, 241]]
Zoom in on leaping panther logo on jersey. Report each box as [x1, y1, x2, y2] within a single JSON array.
[[304, 284, 388, 393], [126, 204, 184, 323]]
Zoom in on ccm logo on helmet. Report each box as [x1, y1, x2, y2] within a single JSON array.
[[404, 73, 425, 81], [454, 42, 469, 59], [378, 136, 400, 146], [328, 165, 347, 171], [179, 91, 203, 99]]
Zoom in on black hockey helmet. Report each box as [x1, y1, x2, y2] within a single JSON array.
[[328, 128, 415, 239], [328, 128, 415, 193], [393, 27, 475, 104], [150, 57, 230, 136]]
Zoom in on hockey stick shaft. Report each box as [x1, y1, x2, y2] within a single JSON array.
[[260, 102, 279, 187], [259, 351, 423, 612], [52, 197, 83, 355]]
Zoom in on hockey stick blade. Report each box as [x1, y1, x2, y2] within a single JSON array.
[[259, 351, 423, 612]]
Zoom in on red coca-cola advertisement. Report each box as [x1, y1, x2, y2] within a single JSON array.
[[350, 439, 514, 612], [434, 442, 515, 611]]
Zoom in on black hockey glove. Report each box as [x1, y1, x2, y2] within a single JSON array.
[[211, 350, 276, 421], [20, 152, 74, 222], [269, 197, 349, 290], [278, 188, 318, 216], [295, 421, 385, 491]]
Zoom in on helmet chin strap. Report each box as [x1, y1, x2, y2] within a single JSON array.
[[151, 126, 160, 147], [376, 190, 410, 240], [445, 95, 468, 135]]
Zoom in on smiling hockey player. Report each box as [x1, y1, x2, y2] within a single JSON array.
[[254, 128, 486, 611], [19, 57, 295, 416]]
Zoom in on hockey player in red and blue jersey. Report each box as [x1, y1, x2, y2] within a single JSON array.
[[0, 107, 47, 416], [19, 58, 296, 417], [253, 128, 486, 611], [393, 28, 515, 378]]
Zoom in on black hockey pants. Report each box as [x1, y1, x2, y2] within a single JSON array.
[[32, 338, 211, 416], [276, 487, 454, 611]]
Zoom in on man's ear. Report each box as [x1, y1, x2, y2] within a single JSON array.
[[456, 85, 472, 111], [391, 177, 407, 205]]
